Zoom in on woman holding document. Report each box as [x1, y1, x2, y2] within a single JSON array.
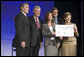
[[42, 12, 61, 56], [61, 12, 79, 56]]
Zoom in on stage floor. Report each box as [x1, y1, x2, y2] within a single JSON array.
[[1, 40, 44, 56]]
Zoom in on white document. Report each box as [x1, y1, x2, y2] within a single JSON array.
[[55, 25, 74, 37]]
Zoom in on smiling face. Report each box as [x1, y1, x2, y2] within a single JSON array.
[[52, 10, 58, 18], [33, 6, 41, 17], [48, 13, 53, 21], [64, 15, 71, 23], [45, 12, 53, 23], [21, 4, 29, 14], [63, 12, 72, 23], [33, 8, 41, 17]]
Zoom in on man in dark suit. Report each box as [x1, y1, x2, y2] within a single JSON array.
[[51, 7, 64, 56], [29, 6, 43, 56], [51, 7, 64, 24], [14, 3, 30, 56]]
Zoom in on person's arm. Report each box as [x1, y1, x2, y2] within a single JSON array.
[[42, 24, 53, 37], [40, 21, 43, 48], [74, 24, 79, 37], [15, 15, 26, 48]]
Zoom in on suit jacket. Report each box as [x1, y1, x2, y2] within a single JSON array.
[[42, 22, 59, 46], [29, 16, 43, 47], [53, 18, 64, 24], [14, 12, 30, 48]]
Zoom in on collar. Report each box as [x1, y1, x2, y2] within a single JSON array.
[[54, 17, 57, 20], [21, 11, 27, 17], [33, 16, 39, 22]]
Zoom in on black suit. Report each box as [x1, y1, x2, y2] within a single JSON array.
[[14, 12, 30, 56], [53, 18, 64, 24], [29, 16, 43, 56]]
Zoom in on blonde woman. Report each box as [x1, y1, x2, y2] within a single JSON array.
[[61, 12, 79, 56]]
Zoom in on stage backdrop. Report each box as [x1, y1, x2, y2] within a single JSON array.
[[1, 1, 54, 40]]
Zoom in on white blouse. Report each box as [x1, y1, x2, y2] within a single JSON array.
[[49, 26, 54, 40]]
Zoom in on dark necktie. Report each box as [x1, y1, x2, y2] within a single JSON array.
[[35, 18, 40, 30]]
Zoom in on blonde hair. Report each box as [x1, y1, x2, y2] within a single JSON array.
[[63, 12, 72, 18]]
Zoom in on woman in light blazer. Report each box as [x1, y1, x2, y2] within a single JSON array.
[[61, 12, 79, 56], [42, 12, 61, 56]]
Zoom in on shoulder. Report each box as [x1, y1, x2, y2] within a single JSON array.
[[16, 12, 24, 17], [71, 23, 77, 27], [28, 16, 33, 19], [15, 13, 21, 18], [29, 16, 33, 18], [42, 23, 47, 26], [39, 18, 43, 23], [58, 18, 63, 20], [15, 13, 23, 21], [28, 16, 34, 21], [53, 22, 56, 24], [58, 18, 61, 19], [71, 23, 76, 25], [58, 18, 64, 23]]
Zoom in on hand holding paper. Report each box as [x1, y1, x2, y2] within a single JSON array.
[[55, 25, 74, 37]]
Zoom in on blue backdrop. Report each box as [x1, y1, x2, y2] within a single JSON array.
[[1, 1, 54, 40]]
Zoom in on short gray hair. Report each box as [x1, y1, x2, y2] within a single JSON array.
[[33, 5, 41, 11]]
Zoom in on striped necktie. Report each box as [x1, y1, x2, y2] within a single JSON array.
[[35, 18, 40, 30]]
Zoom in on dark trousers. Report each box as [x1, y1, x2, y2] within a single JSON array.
[[16, 47, 29, 56], [29, 46, 39, 56]]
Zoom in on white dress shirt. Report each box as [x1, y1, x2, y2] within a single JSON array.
[[33, 16, 40, 24], [21, 11, 27, 17]]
